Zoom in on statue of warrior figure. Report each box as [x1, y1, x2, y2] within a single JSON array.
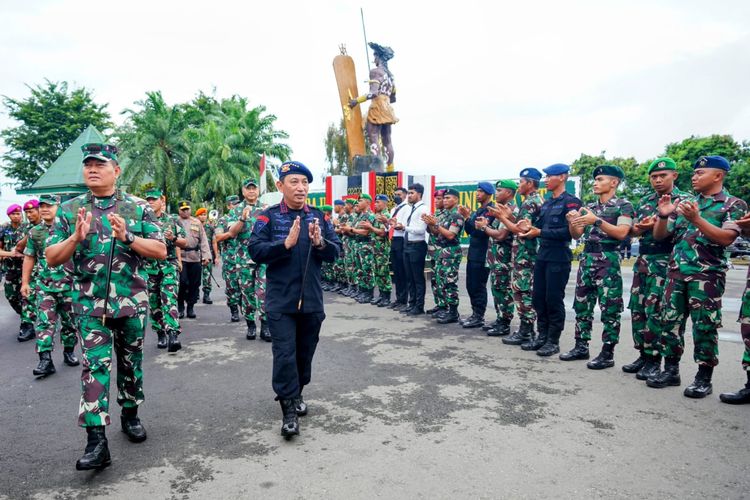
[[349, 42, 398, 172]]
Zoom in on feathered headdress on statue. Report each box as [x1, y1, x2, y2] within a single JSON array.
[[368, 42, 394, 62]]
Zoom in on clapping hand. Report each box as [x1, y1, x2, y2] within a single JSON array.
[[678, 200, 700, 222], [285, 216, 301, 249], [457, 205, 471, 218], [106, 214, 128, 241], [736, 212, 750, 230], [657, 194, 677, 217], [634, 215, 656, 232], [74, 207, 92, 243], [309, 217, 323, 247]]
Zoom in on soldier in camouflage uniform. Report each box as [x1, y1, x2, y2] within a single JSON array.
[[215, 195, 241, 322], [196, 208, 218, 304], [648, 155, 747, 399], [425, 190, 445, 315], [329, 200, 347, 291], [221, 178, 270, 341], [46, 143, 166, 471], [479, 181, 518, 339], [351, 194, 376, 303], [371, 195, 393, 306], [490, 168, 544, 347], [424, 189, 464, 324], [563, 165, 634, 369], [722, 215, 750, 404], [22, 195, 79, 377], [622, 158, 690, 380], [145, 189, 187, 351], [1, 203, 34, 341], [320, 205, 335, 288], [339, 199, 360, 297]]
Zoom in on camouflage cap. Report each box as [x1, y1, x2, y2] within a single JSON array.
[[81, 143, 118, 163], [38, 194, 60, 205], [243, 177, 258, 187], [144, 188, 163, 199], [225, 195, 240, 204]]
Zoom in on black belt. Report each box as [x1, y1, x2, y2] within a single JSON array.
[[406, 240, 426, 245], [639, 242, 673, 255], [584, 242, 619, 253], [184, 246, 199, 251]]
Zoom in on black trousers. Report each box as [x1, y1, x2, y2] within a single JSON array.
[[404, 240, 427, 309], [390, 237, 408, 304], [532, 260, 572, 343], [268, 311, 325, 400], [465, 259, 490, 317], [178, 261, 202, 306]]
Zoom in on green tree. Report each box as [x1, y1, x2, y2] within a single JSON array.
[[570, 152, 641, 203], [1, 80, 112, 187], [324, 119, 352, 176]]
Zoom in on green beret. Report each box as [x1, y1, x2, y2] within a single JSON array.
[[359, 193, 372, 201], [592, 165, 624, 179], [38, 194, 60, 205], [345, 198, 357, 205], [144, 189, 162, 199], [320, 205, 333, 212], [647, 157, 677, 175], [225, 195, 240, 204], [495, 179, 518, 191]]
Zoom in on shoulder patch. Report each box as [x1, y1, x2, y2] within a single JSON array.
[[254, 214, 270, 233]]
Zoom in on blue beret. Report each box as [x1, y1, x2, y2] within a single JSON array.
[[519, 168, 542, 181], [477, 182, 494, 195], [543, 163, 570, 175], [279, 160, 313, 182], [375, 194, 389, 202], [694, 155, 730, 172], [333, 199, 345, 206]]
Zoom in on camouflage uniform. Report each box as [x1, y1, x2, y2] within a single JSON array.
[[573, 196, 634, 345], [232, 200, 267, 322], [487, 203, 517, 323], [511, 191, 543, 324], [1, 221, 31, 317], [738, 266, 750, 371], [215, 214, 240, 308], [26, 222, 76, 353], [48, 190, 164, 427], [373, 208, 392, 294], [434, 207, 465, 306], [660, 189, 746, 366], [202, 221, 216, 297], [354, 210, 376, 291], [628, 187, 689, 356], [146, 212, 185, 340], [428, 208, 444, 307], [345, 209, 361, 288], [333, 211, 349, 284]]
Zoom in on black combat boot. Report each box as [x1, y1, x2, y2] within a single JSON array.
[[537, 330, 561, 357], [720, 374, 750, 404], [482, 318, 500, 332], [63, 347, 80, 366], [646, 357, 681, 388], [260, 320, 272, 342], [502, 321, 532, 344], [33, 351, 56, 377], [246, 320, 257, 340], [279, 399, 300, 438], [487, 318, 512, 337], [202, 293, 213, 304], [75, 426, 111, 471], [229, 305, 240, 322], [587, 343, 616, 370], [431, 306, 447, 319], [426, 305, 441, 315], [120, 407, 147, 443], [458, 313, 476, 326], [186, 303, 196, 319], [294, 395, 308, 416], [377, 291, 392, 307], [522, 327, 546, 351], [369, 292, 381, 305], [157, 331, 168, 349], [560, 339, 590, 361], [178, 302, 185, 319], [358, 289, 374, 304], [437, 305, 460, 324], [17, 322, 35, 342], [636, 354, 661, 381], [167, 331, 182, 353], [622, 350, 647, 374], [683, 365, 713, 399], [462, 314, 484, 329]]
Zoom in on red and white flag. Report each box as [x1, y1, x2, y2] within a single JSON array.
[[259, 153, 267, 194]]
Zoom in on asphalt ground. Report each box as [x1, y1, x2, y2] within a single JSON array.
[[0, 262, 748, 499]]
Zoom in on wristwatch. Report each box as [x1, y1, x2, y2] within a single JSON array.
[[593, 219, 603, 228], [123, 231, 136, 246]]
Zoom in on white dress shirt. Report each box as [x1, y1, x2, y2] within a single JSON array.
[[391, 201, 409, 238], [403, 201, 429, 242]]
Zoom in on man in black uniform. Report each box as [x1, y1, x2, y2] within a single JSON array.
[[249, 161, 340, 439], [458, 182, 496, 329], [518, 164, 582, 356]]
